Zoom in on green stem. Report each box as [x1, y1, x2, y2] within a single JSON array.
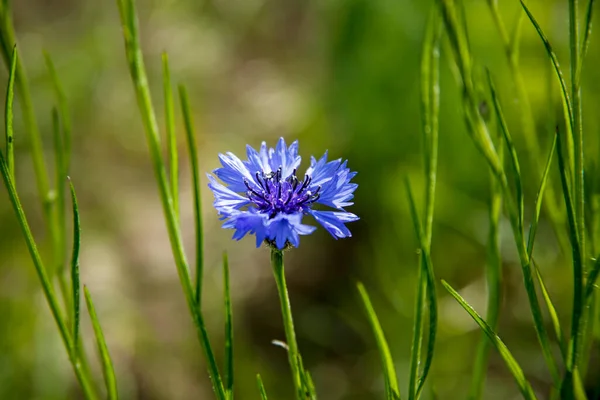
[[271, 249, 303, 399], [568, 0, 585, 375], [0, 155, 97, 400]]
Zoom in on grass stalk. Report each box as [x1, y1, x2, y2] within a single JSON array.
[[115, 0, 225, 397]]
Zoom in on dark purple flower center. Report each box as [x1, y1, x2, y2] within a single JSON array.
[[244, 168, 320, 217]]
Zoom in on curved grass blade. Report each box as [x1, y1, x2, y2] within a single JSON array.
[[69, 179, 81, 351], [115, 0, 225, 396], [356, 282, 400, 400], [404, 179, 438, 399], [520, 0, 574, 132], [412, 8, 441, 398], [223, 252, 234, 399], [527, 135, 557, 258], [585, 256, 600, 301], [469, 115, 504, 400], [442, 280, 537, 400], [4, 44, 15, 178], [532, 258, 566, 359], [0, 63, 97, 400], [179, 84, 204, 309], [44, 51, 72, 170], [84, 286, 118, 400], [578, 0, 596, 85], [487, 71, 524, 228], [256, 375, 268, 400], [162, 53, 178, 218]]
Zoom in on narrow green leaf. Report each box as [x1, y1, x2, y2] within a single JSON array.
[[162, 52, 178, 218], [532, 259, 566, 359], [256, 374, 268, 400], [442, 280, 537, 400], [527, 135, 557, 258], [223, 252, 234, 398], [487, 71, 524, 229], [4, 44, 15, 178], [68, 179, 81, 351], [51, 108, 67, 271], [356, 282, 400, 400], [520, 0, 574, 132], [578, 0, 596, 85], [179, 84, 204, 309], [469, 109, 504, 400], [404, 179, 438, 399], [84, 286, 118, 400], [115, 0, 225, 397], [44, 51, 72, 170], [585, 257, 600, 301], [556, 128, 585, 395]]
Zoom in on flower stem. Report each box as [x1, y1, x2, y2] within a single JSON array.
[[271, 249, 304, 399]]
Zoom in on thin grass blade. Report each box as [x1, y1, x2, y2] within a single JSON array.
[[520, 0, 574, 132], [84, 286, 118, 399], [585, 256, 600, 301], [487, 71, 524, 228], [4, 44, 15, 178], [578, 0, 596, 85], [532, 258, 566, 359], [179, 84, 204, 309], [527, 135, 557, 258], [442, 280, 537, 400], [115, 0, 225, 396], [44, 51, 72, 169], [68, 179, 81, 351], [356, 282, 400, 400], [404, 179, 438, 399], [162, 52, 178, 218], [256, 375, 268, 400]]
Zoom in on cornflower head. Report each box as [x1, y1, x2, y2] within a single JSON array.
[[208, 137, 359, 250]]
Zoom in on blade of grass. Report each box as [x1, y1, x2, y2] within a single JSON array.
[[404, 180, 438, 400], [412, 8, 441, 399], [44, 51, 72, 170], [0, 142, 97, 399], [4, 44, 15, 178], [468, 94, 504, 400], [256, 375, 268, 400], [356, 282, 401, 400], [556, 129, 585, 398], [83, 286, 118, 399], [115, 0, 225, 397], [162, 52, 178, 218], [520, 0, 574, 135], [179, 84, 204, 309], [578, 0, 596, 85], [585, 256, 600, 301], [69, 179, 81, 352], [532, 258, 567, 358], [487, 71, 524, 228], [527, 135, 557, 258], [488, 71, 561, 386], [442, 280, 537, 400], [223, 252, 234, 399]]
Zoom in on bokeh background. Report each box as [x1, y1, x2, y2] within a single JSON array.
[[1, 0, 600, 399]]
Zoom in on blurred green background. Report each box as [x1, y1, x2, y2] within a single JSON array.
[[1, 0, 600, 398]]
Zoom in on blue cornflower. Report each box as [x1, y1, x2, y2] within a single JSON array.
[[208, 137, 359, 250]]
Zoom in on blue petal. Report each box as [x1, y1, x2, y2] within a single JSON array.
[[307, 153, 358, 210], [222, 210, 269, 247], [216, 152, 256, 190], [267, 138, 301, 179], [308, 210, 359, 239], [207, 175, 249, 214], [266, 213, 316, 249]]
